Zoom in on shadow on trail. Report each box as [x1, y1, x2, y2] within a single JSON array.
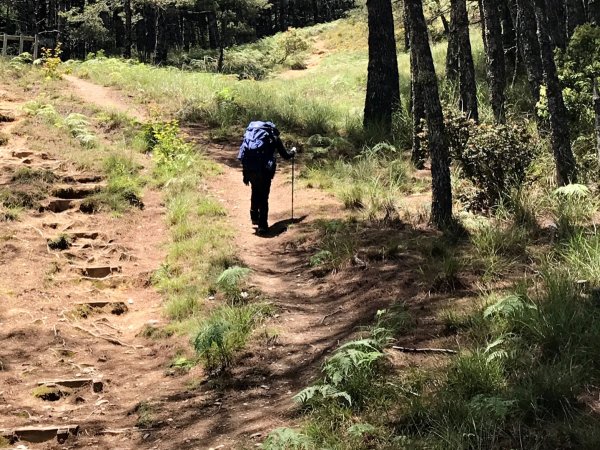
[[256, 215, 308, 238], [142, 216, 481, 449]]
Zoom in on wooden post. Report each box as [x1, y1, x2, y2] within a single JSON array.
[[2, 33, 7, 57], [33, 35, 39, 59], [19, 35, 24, 54]]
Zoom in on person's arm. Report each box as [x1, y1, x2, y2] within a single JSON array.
[[275, 137, 295, 160]]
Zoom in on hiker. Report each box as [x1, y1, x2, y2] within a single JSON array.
[[238, 121, 296, 234]]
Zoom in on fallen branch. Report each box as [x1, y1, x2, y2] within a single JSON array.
[[320, 307, 344, 324], [72, 325, 135, 348], [392, 346, 457, 355]]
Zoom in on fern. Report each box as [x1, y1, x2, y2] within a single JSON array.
[[262, 427, 311, 450], [484, 295, 536, 319], [293, 384, 352, 406], [554, 183, 590, 198], [217, 266, 251, 303]]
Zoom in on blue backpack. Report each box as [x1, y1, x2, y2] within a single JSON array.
[[238, 121, 279, 171]]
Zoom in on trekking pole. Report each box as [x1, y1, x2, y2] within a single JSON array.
[[291, 147, 297, 221]]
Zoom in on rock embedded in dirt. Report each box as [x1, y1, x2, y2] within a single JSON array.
[[80, 266, 122, 278], [1, 425, 79, 444], [37, 378, 103, 393], [11, 150, 34, 158], [41, 199, 77, 213]]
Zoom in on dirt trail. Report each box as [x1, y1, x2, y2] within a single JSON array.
[[0, 76, 432, 450], [62, 77, 402, 448], [0, 80, 186, 449], [279, 39, 329, 80]]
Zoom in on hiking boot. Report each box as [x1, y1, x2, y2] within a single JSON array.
[[250, 210, 259, 225], [257, 224, 269, 235]]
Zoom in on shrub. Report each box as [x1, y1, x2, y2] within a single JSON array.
[[193, 304, 269, 372], [216, 266, 252, 304], [442, 113, 536, 210]]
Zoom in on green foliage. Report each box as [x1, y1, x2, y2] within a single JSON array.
[[443, 113, 536, 210], [552, 184, 597, 238], [262, 428, 312, 450], [276, 28, 310, 64], [294, 326, 386, 408], [216, 266, 252, 303], [193, 303, 270, 372]]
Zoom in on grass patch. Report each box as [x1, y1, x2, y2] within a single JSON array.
[[193, 303, 272, 373]]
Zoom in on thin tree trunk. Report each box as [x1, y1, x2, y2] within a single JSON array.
[[481, 0, 507, 123], [477, 0, 488, 55], [545, 0, 567, 49], [515, 0, 543, 103], [363, 0, 401, 134], [533, 0, 577, 184], [500, 0, 517, 78], [124, 0, 132, 58], [446, 11, 459, 82], [589, 0, 600, 23], [207, 11, 219, 50], [566, 0, 586, 38], [451, 0, 479, 122], [404, 1, 426, 167], [405, 0, 453, 228], [594, 77, 600, 164]]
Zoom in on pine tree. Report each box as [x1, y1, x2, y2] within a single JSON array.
[[405, 0, 453, 228], [363, 0, 401, 134]]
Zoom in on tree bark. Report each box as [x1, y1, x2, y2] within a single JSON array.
[[545, 0, 567, 49], [533, 0, 577, 184], [363, 0, 401, 134], [207, 11, 219, 50], [481, 0, 507, 123], [451, 0, 479, 122], [405, 0, 453, 228], [404, 0, 426, 167], [589, 0, 600, 24], [515, 0, 543, 102], [594, 77, 600, 164], [124, 0, 132, 58], [446, 9, 459, 83], [566, 0, 586, 38], [500, 0, 517, 78]]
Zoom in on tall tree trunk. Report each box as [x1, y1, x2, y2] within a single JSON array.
[[363, 0, 401, 134], [451, 0, 479, 122], [405, 0, 453, 228], [589, 0, 600, 23], [500, 0, 517, 78], [478, 0, 489, 55], [545, 0, 567, 48], [594, 77, 600, 164], [154, 7, 168, 64], [124, 0, 132, 58], [207, 11, 219, 50], [515, 0, 543, 103], [533, 0, 577, 184], [481, 0, 507, 123], [279, 0, 288, 31], [566, 0, 586, 38], [403, 5, 410, 52], [404, 1, 426, 167], [446, 12, 460, 82]]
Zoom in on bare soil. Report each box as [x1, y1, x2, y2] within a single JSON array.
[[1, 76, 461, 450]]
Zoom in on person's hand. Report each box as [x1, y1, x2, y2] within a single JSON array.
[[290, 147, 297, 158], [243, 175, 250, 186]]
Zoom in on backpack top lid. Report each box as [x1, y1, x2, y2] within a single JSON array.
[[247, 121, 279, 135]]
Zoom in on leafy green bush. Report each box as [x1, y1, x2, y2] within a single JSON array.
[[442, 114, 536, 210]]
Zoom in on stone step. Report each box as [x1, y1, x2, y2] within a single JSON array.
[[1, 425, 79, 444], [75, 301, 128, 315], [52, 184, 104, 200], [79, 266, 122, 278], [37, 378, 103, 393], [40, 198, 80, 213]]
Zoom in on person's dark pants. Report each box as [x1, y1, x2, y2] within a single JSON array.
[[247, 170, 272, 229]]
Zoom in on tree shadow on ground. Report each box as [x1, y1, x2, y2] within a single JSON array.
[[140, 214, 485, 449]]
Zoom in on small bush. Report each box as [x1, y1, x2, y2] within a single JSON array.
[[193, 304, 270, 372], [0, 132, 8, 146], [440, 113, 536, 210], [216, 266, 252, 304]]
